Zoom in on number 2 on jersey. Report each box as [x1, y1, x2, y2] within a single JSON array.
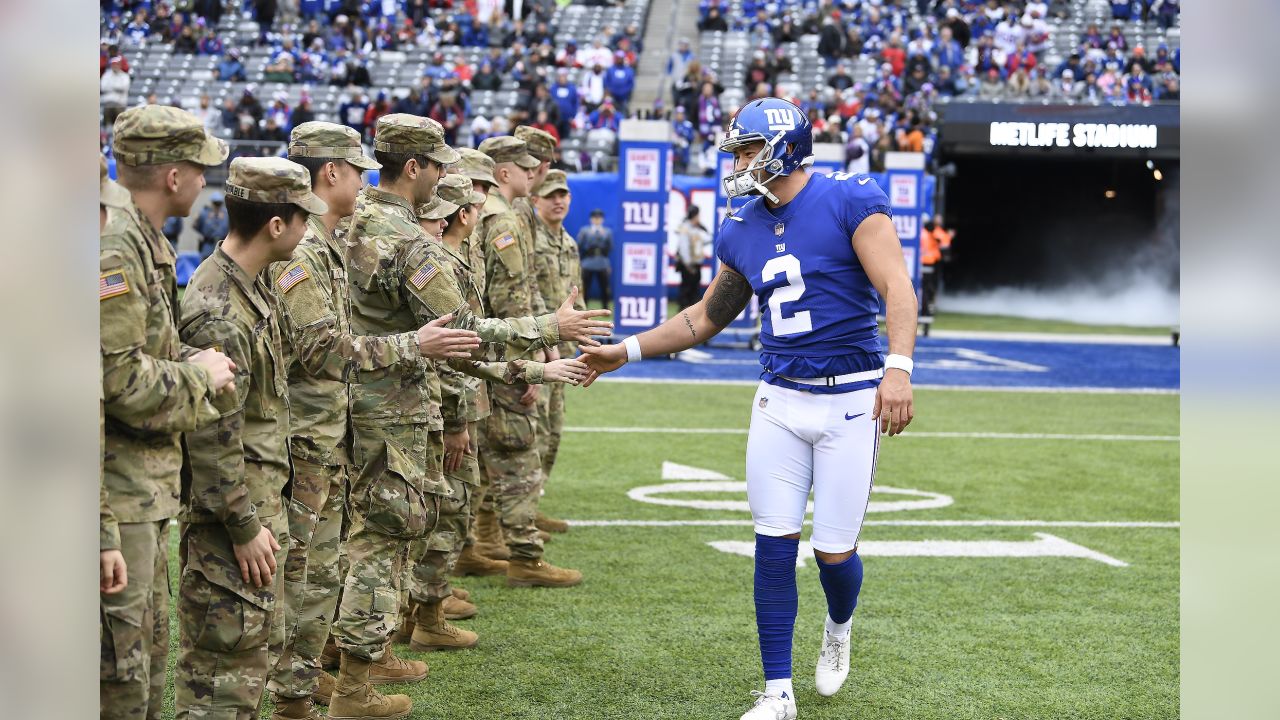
[[761, 254, 812, 336]]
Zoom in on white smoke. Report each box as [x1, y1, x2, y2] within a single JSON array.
[[938, 270, 1179, 327]]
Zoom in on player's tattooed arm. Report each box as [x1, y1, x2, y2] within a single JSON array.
[[681, 311, 697, 338], [705, 267, 753, 328]]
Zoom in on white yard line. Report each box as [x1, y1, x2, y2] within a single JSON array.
[[566, 519, 1179, 529], [594, 376, 1179, 394], [565, 426, 1178, 442]]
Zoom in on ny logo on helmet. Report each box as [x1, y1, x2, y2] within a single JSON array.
[[764, 108, 797, 131]]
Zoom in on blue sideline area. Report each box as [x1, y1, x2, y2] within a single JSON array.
[[602, 337, 1180, 391]]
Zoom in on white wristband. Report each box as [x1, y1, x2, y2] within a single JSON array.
[[885, 353, 913, 376], [623, 335, 643, 363]]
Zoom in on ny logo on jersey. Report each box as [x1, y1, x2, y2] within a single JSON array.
[[618, 296, 657, 327], [622, 201, 660, 232], [775, 243, 786, 253], [764, 108, 797, 131]]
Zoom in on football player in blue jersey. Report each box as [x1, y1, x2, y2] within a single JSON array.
[[579, 97, 917, 719]]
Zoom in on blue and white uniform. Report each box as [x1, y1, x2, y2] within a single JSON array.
[[716, 170, 891, 553]]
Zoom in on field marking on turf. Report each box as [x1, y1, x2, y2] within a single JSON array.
[[630, 479, 953, 514], [567, 427, 1179, 442], [568, 519, 1179, 529], [594, 376, 1179, 394], [708, 533, 1130, 567]]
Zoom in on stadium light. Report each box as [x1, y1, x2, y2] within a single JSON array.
[[1104, 189, 1117, 199]]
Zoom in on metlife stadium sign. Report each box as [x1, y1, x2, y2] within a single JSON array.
[[936, 101, 1179, 159], [988, 122, 1158, 149]]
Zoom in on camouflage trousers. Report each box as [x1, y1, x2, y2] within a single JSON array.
[[174, 509, 289, 720], [404, 448, 477, 607], [478, 401, 544, 560], [537, 381, 566, 483], [268, 459, 348, 701], [333, 424, 443, 660], [100, 519, 170, 720]]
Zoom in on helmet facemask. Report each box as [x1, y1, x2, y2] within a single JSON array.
[[721, 131, 789, 208]]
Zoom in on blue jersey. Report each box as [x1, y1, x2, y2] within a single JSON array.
[[715, 171, 891, 394]]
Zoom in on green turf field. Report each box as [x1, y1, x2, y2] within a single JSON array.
[[163, 381, 1179, 719]]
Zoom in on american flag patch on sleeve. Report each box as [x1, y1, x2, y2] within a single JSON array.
[[99, 270, 130, 300], [277, 263, 310, 294], [410, 262, 439, 289], [494, 234, 516, 251]]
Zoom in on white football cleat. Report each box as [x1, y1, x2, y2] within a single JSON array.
[[814, 629, 851, 697], [740, 690, 797, 720]]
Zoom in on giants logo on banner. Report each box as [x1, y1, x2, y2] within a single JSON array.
[[625, 148, 661, 192], [893, 213, 919, 241], [622, 201, 660, 232], [622, 243, 658, 285], [618, 296, 657, 327]]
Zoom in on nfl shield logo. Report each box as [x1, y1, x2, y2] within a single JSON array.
[[774, 222, 785, 237], [759, 397, 769, 408]]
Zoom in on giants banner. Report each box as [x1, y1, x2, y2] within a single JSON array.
[[614, 120, 673, 335]]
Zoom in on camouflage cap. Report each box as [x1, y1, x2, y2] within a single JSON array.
[[534, 169, 571, 197], [374, 114, 461, 165], [436, 173, 487, 208], [100, 155, 131, 208], [289, 121, 380, 170], [455, 148, 498, 187], [479, 135, 540, 169], [225, 157, 328, 215], [416, 196, 458, 221], [514, 125, 557, 163], [111, 105, 229, 167]]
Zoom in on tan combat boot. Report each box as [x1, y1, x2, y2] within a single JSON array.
[[443, 594, 477, 620], [329, 652, 413, 720], [475, 508, 511, 560], [454, 545, 508, 576], [311, 670, 336, 706], [368, 645, 429, 685], [410, 600, 480, 652], [507, 557, 583, 588], [390, 605, 415, 644], [536, 511, 570, 533], [320, 636, 341, 670], [537, 529, 553, 543], [271, 695, 324, 720], [451, 587, 471, 602]]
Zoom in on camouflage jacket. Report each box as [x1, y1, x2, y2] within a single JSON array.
[[479, 191, 540, 323], [532, 216, 585, 357], [398, 232, 559, 430], [513, 196, 549, 314], [100, 354, 119, 551], [269, 214, 421, 466], [100, 201, 220, 523], [179, 248, 291, 544]]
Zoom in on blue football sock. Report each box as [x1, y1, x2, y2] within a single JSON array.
[[754, 533, 799, 682], [816, 551, 863, 626]]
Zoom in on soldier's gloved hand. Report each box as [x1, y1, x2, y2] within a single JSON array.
[[417, 313, 481, 359], [100, 549, 128, 594], [555, 287, 613, 346], [444, 428, 469, 474], [189, 348, 237, 393], [543, 358, 590, 386], [234, 526, 281, 588]]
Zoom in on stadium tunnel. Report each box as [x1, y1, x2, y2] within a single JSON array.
[[933, 103, 1180, 298]]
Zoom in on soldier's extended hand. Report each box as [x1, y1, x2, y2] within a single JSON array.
[[100, 549, 128, 594], [555, 287, 613, 346], [576, 343, 628, 387], [234, 526, 281, 588], [418, 313, 482, 359], [543, 358, 591, 385], [520, 384, 540, 406], [190, 348, 237, 393]]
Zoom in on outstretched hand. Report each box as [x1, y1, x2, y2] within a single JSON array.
[[556, 287, 613, 346], [576, 343, 628, 387], [418, 313, 482, 359]]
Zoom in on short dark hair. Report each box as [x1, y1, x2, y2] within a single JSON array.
[[442, 203, 473, 228], [226, 196, 303, 238], [289, 155, 333, 185], [375, 150, 436, 183]]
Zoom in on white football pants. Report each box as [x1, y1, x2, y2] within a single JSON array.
[[746, 381, 880, 553]]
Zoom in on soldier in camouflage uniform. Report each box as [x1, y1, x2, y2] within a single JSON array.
[[531, 170, 585, 513], [100, 106, 236, 720], [514, 126, 572, 536], [264, 123, 482, 720], [175, 157, 328, 719], [477, 135, 584, 588]]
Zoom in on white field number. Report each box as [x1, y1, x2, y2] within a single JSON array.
[[761, 254, 812, 336]]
